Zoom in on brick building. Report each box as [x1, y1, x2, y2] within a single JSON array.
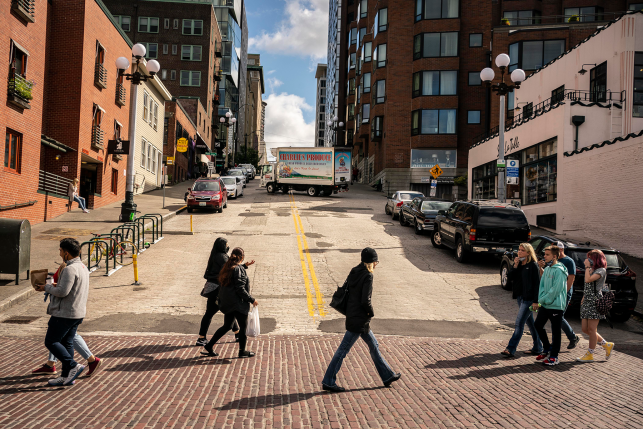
[[244, 53, 264, 152], [164, 99, 198, 184], [331, 0, 640, 198]]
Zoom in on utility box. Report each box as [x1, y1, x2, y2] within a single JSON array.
[[0, 219, 31, 285]]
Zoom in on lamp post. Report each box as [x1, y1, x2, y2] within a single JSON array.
[[327, 116, 344, 147], [479, 54, 525, 203], [219, 111, 236, 168], [115, 43, 161, 221]]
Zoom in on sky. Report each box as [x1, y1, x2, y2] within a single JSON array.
[[245, 0, 329, 157]]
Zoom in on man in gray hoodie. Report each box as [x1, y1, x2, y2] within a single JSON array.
[[34, 238, 89, 386]]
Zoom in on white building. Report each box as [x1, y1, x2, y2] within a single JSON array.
[[133, 60, 172, 194], [468, 11, 643, 257], [315, 64, 327, 147]]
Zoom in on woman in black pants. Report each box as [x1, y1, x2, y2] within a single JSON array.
[[196, 238, 254, 346], [202, 247, 258, 358]]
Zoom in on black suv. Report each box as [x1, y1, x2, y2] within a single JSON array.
[[500, 236, 638, 322], [431, 201, 531, 263]]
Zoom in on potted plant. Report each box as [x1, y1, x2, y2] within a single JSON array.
[[568, 14, 579, 23], [501, 18, 511, 26]]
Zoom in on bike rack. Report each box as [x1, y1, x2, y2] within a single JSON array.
[[136, 214, 164, 244], [97, 233, 126, 271], [111, 224, 137, 249], [129, 218, 149, 251], [121, 221, 144, 251], [80, 238, 112, 276]]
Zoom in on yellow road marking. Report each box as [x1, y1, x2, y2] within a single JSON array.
[[289, 193, 316, 318]]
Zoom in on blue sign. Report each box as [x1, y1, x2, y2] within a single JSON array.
[[506, 159, 519, 178]]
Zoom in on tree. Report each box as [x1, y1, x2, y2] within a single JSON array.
[[235, 146, 260, 169]]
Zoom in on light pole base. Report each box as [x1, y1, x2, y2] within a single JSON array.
[[119, 191, 137, 222]]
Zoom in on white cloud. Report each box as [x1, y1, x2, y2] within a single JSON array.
[[267, 77, 283, 94], [249, 0, 329, 60], [263, 93, 315, 159]]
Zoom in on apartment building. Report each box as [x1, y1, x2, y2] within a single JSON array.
[[315, 64, 328, 147], [326, 0, 344, 147], [244, 53, 264, 152], [332, 0, 639, 198]]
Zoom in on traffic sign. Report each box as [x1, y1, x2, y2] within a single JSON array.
[[207, 161, 215, 171], [430, 164, 443, 179], [206, 151, 217, 156], [177, 137, 189, 153], [431, 179, 437, 188], [429, 188, 437, 197], [497, 159, 506, 168]]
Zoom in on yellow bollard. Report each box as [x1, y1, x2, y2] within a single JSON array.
[[132, 254, 140, 285], [190, 215, 193, 232]]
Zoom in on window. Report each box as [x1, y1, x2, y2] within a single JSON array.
[[362, 73, 371, 92], [630, 4, 643, 11], [348, 104, 355, 120], [371, 116, 383, 139], [147, 143, 152, 171], [172, 44, 178, 55], [508, 40, 565, 71], [180, 70, 201, 86], [468, 111, 480, 124], [138, 17, 159, 33], [564, 7, 604, 22], [318, 130, 324, 138], [413, 71, 457, 97], [349, 52, 356, 70], [4, 129, 22, 173], [153, 102, 159, 130], [469, 33, 482, 47], [507, 91, 515, 111], [183, 19, 203, 35], [349, 78, 355, 95], [170, 70, 176, 80], [362, 104, 370, 123], [320, 105, 325, 112], [359, 27, 366, 45], [634, 52, 643, 117], [551, 85, 565, 104], [347, 12, 354, 23], [164, 18, 170, 29], [360, 0, 367, 18], [468, 72, 481, 86], [414, 32, 458, 59], [173, 19, 179, 29], [415, 0, 458, 21], [349, 28, 357, 46], [377, 8, 388, 33], [373, 80, 385, 103], [152, 148, 157, 173], [181, 45, 202, 61], [522, 139, 557, 205], [141, 138, 147, 168], [411, 110, 456, 135], [111, 169, 118, 194], [161, 69, 168, 80], [113, 15, 131, 32], [410, 149, 456, 168], [373, 43, 386, 68], [523, 102, 533, 118], [143, 91, 149, 122], [590, 62, 607, 102], [503, 10, 541, 26], [320, 80, 326, 88], [141, 43, 158, 59], [364, 42, 372, 62], [472, 161, 497, 199]]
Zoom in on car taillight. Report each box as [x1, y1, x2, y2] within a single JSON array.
[[469, 228, 476, 241], [396, 202, 403, 207], [528, 231, 531, 239]]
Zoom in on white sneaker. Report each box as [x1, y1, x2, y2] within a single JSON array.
[[63, 364, 85, 386], [83, 209, 90, 213], [48, 376, 66, 386]]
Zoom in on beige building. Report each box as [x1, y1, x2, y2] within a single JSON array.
[[243, 53, 265, 152], [133, 60, 172, 194]]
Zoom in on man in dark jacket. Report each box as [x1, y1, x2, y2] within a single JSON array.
[[322, 248, 401, 392]]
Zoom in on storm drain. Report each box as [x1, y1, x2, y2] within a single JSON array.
[[3, 316, 40, 324]]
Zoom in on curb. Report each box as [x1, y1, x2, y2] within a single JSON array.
[[0, 286, 38, 314]]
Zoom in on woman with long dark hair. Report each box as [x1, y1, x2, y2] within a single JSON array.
[[201, 247, 258, 358]]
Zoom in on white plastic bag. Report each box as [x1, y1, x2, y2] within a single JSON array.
[[246, 306, 261, 337]]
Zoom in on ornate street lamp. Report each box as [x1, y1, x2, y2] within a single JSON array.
[[479, 54, 525, 203], [219, 111, 236, 167], [327, 116, 344, 147]]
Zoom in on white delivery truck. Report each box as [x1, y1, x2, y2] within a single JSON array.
[[265, 147, 352, 196]]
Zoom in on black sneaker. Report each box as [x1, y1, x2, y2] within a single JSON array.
[[567, 335, 580, 350], [195, 338, 207, 347], [322, 384, 345, 393], [238, 350, 255, 358], [384, 373, 401, 387]]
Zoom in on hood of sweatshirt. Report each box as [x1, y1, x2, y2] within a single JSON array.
[[213, 237, 229, 254], [549, 262, 568, 275]]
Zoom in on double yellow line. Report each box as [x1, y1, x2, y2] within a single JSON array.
[[289, 192, 326, 318]]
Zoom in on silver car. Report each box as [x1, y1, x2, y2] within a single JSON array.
[[385, 191, 424, 220], [227, 169, 247, 188], [220, 176, 244, 198]]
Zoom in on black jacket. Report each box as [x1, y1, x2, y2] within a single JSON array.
[[345, 264, 375, 333], [218, 265, 255, 315], [508, 260, 540, 303]]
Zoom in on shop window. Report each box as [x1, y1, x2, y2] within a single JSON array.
[[183, 19, 203, 36], [415, 0, 458, 21], [111, 169, 118, 194], [590, 62, 607, 102], [508, 40, 565, 71], [413, 71, 457, 97], [138, 17, 159, 33], [633, 52, 643, 117], [519, 138, 557, 205], [4, 129, 22, 173], [414, 32, 458, 59], [469, 33, 482, 47], [410, 149, 456, 168], [411, 110, 456, 135]]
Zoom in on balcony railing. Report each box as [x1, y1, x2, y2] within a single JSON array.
[[115, 82, 126, 106], [499, 11, 626, 27], [94, 63, 107, 89], [11, 0, 35, 23], [92, 125, 105, 149], [38, 170, 73, 197], [7, 71, 33, 109]]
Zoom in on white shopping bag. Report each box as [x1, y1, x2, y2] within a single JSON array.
[[246, 306, 261, 337]]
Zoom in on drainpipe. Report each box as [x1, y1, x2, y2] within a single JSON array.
[[571, 116, 585, 151]]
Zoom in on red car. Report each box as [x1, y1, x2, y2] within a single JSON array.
[[186, 178, 227, 213]]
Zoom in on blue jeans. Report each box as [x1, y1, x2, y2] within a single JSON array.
[[506, 296, 543, 354], [561, 288, 576, 341], [48, 333, 92, 363], [74, 195, 87, 210], [322, 330, 396, 387], [44, 316, 83, 377]]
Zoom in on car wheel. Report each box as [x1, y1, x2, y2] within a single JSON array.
[[307, 186, 318, 197], [267, 183, 275, 193], [414, 219, 423, 235], [609, 309, 632, 323], [431, 230, 443, 248], [455, 236, 469, 263], [218, 207, 223, 213], [500, 263, 511, 290], [399, 212, 407, 226], [385, 205, 391, 215]]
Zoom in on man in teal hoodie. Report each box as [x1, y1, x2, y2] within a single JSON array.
[[533, 245, 568, 366]]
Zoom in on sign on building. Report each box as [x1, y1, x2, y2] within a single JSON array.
[[107, 139, 130, 155], [177, 138, 189, 153], [507, 159, 519, 184]]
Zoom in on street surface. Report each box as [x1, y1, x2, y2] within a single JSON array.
[[1, 182, 642, 428]]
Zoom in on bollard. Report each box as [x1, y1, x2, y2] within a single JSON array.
[[132, 254, 141, 285], [190, 215, 193, 232]]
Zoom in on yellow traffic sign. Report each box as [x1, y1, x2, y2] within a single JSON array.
[[177, 137, 188, 153], [166, 156, 174, 165], [430, 164, 443, 179]]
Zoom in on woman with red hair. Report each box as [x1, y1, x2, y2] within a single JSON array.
[[577, 249, 614, 362]]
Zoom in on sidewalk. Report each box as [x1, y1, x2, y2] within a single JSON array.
[[0, 334, 642, 429], [0, 181, 194, 311]]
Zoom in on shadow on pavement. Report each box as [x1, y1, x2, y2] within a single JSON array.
[[99, 343, 194, 359], [105, 356, 231, 372]]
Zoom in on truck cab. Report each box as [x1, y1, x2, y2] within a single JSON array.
[[260, 164, 274, 188]]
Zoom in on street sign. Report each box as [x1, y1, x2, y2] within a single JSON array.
[[430, 164, 443, 179], [497, 160, 506, 168], [506, 159, 519, 184], [431, 179, 437, 188], [429, 188, 437, 197], [206, 151, 217, 156], [166, 156, 175, 165], [207, 161, 214, 171], [177, 137, 188, 153], [107, 139, 130, 155]]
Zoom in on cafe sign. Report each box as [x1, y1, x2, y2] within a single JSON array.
[[177, 137, 189, 153]]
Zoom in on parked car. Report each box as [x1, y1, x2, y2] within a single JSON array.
[[385, 191, 424, 220], [235, 166, 253, 182], [240, 164, 256, 178], [220, 176, 244, 199], [186, 178, 227, 213], [227, 169, 247, 188], [431, 201, 531, 263], [399, 198, 453, 234], [500, 236, 638, 322]]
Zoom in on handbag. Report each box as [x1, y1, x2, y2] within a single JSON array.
[[200, 281, 219, 298], [594, 280, 614, 316], [330, 279, 350, 315]]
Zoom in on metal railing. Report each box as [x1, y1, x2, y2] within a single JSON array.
[[115, 82, 126, 106], [94, 63, 107, 89], [38, 170, 72, 197], [499, 11, 626, 27], [8, 71, 33, 102], [92, 125, 104, 149]]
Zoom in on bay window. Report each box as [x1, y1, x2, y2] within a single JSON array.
[[414, 32, 458, 59], [411, 109, 456, 135], [412, 71, 457, 97], [373, 80, 385, 103], [415, 0, 458, 21]]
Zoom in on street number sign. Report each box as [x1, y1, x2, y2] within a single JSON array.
[[177, 137, 189, 153], [430, 164, 443, 179]]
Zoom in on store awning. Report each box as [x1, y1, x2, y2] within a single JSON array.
[[200, 154, 210, 163], [41, 135, 77, 153]]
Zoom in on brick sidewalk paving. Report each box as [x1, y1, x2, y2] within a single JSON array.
[[1, 334, 642, 429]]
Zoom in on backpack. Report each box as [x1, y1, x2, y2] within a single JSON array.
[[330, 279, 350, 315]]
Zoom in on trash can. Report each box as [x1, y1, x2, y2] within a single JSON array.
[[0, 219, 31, 285]]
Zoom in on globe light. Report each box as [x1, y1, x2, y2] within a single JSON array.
[[132, 43, 146, 58], [230, 117, 237, 123], [219, 117, 226, 123], [147, 60, 161, 74], [333, 116, 339, 122], [480, 67, 495, 82], [495, 53, 511, 68], [511, 69, 526, 83], [327, 120, 333, 127], [338, 122, 344, 127], [115, 56, 130, 70], [225, 111, 232, 118]]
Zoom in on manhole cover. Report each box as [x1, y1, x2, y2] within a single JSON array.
[[3, 316, 40, 324]]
